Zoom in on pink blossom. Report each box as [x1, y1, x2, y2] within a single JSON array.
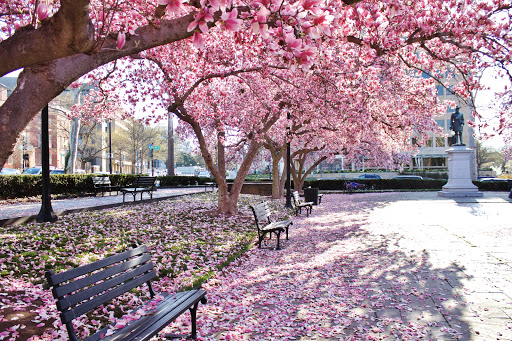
[[193, 32, 205, 49], [116, 32, 126, 50], [158, 0, 186, 15], [255, 6, 270, 23], [218, 9, 243, 32], [36, 3, 51, 21]]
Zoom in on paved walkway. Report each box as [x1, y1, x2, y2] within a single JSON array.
[[0, 186, 211, 224], [166, 191, 512, 340]]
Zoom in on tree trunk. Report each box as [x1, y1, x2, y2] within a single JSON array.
[[0, 13, 197, 168]]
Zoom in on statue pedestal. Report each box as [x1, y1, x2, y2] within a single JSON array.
[[438, 146, 483, 198]]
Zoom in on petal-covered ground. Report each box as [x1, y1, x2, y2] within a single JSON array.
[[162, 192, 512, 340], [1, 192, 512, 340], [0, 193, 270, 340]]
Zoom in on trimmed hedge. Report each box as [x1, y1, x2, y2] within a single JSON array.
[[0, 174, 215, 199], [303, 178, 512, 192]]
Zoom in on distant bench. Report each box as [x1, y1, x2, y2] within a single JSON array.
[[92, 176, 120, 196], [250, 201, 292, 250], [45, 244, 207, 341], [292, 191, 313, 217], [120, 176, 157, 203]]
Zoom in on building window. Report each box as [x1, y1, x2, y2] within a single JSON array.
[[425, 138, 433, 147], [424, 157, 446, 167], [435, 137, 446, 147], [436, 120, 445, 129]]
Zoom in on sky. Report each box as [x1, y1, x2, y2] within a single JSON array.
[[473, 66, 510, 149]]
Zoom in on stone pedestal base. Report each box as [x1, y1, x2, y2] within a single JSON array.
[[438, 146, 483, 198]]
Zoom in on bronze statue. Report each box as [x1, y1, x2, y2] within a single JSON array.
[[450, 107, 464, 145]]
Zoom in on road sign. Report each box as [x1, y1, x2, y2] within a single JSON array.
[[153, 145, 160, 151]]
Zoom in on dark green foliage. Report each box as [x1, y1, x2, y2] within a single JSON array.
[[304, 178, 512, 191], [0, 174, 217, 199], [474, 180, 511, 191], [157, 175, 213, 187], [303, 178, 447, 190]]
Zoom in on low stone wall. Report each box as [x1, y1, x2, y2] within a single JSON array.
[[228, 182, 273, 196]]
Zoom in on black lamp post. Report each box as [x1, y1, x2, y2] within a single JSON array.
[[108, 119, 112, 174], [285, 111, 292, 208], [36, 105, 57, 223]]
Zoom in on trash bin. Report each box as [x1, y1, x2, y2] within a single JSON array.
[[304, 187, 319, 205]]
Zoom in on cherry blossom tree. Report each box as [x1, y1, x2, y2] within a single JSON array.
[[1, 0, 512, 173], [261, 60, 444, 196]]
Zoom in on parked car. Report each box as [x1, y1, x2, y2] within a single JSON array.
[[391, 175, 423, 180], [0, 168, 21, 175], [22, 167, 43, 175], [50, 169, 65, 174], [357, 174, 382, 180], [198, 171, 212, 178], [479, 177, 509, 182]]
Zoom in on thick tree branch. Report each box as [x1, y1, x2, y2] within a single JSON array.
[[0, 0, 95, 77]]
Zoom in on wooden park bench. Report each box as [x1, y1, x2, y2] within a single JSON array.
[[45, 244, 207, 341], [250, 201, 293, 250], [120, 176, 157, 203], [292, 191, 313, 217], [92, 176, 120, 196]]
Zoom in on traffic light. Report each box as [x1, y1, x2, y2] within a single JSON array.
[[149, 148, 153, 158]]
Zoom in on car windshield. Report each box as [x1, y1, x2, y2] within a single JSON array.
[[24, 168, 41, 174], [0, 168, 18, 175]]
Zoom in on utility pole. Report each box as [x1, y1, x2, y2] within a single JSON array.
[[167, 113, 175, 176], [149, 143, 154, 176]]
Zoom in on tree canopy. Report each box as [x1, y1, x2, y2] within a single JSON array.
[[1, 0, 512, 177]]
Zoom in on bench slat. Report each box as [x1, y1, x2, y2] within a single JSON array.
[[54, 253, 151, 298], [98, 290, 206, 341], [83, 291, 190, 341], [47, 245, 207, 341], [61, 270, 156, 324], [58, 261, 154, 311], [48, 246, 148, 286]]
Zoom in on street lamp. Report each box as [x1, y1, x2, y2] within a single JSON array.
[[108, 119, 112, 174], [285, 111, 292, 208], [36, 105, 57, 223]]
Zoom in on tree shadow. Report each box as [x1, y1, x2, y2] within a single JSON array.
[[191, 193, 477, 340]]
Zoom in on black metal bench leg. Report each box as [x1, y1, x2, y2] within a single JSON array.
[[275, 232, 281, 250], [190, 302, 198, 339], [163, 302, 201, 340]]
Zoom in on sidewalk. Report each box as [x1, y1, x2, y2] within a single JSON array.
[[0, 186, 211, 226], [166, 191, 512, 340]]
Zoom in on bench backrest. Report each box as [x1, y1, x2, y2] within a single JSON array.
[[134, 176, 157, 188], [92, 176, 112, 185], [250, 202, 272, 230], [292, 191, 302, 205], [45, 245, 156, 341]]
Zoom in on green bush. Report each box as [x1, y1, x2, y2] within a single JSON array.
[[475, 180, 511, 191], [303, 178, 512, 191], [0, 174, 215, 199], [304, 178, 447, 190]]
